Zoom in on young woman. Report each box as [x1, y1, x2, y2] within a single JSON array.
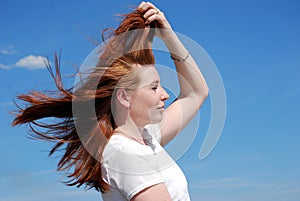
[[12, 2, 208, 201]]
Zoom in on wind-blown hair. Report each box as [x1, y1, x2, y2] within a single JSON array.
[[12, 7, 155, 193]]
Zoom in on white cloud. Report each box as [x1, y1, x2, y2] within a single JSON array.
[[0, 44, 17, 55], [15, 55, 49, 70], [0, 55, 51, 70]]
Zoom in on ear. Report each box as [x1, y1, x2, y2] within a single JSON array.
[[116, 89, 130, 109]]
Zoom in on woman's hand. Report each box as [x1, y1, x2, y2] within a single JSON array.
[[138, 1, 175, 41]]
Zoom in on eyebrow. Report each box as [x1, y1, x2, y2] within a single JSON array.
[[149, 80, 160, 85], [139, 80, 160, 89]]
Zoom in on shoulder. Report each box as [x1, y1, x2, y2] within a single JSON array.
[[101, 133, 166, 201], [102, 134, 159, 175], [103, 134, 152, 157]]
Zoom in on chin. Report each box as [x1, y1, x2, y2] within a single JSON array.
[[149, 115, 163, 124]]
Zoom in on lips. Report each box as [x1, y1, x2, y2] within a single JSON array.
[[157, 105, 165, 110]]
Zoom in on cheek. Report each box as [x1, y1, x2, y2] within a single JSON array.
[[130, 92, 159, 112], [143, 92, 160, 107]]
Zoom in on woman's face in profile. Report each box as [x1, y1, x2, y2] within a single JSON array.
[[128, 65, 170, 126]]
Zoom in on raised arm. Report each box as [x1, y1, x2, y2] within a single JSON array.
[[140, 2, 209, 146]]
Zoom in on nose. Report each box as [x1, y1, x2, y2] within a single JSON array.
[[160, 86, 170, 101]]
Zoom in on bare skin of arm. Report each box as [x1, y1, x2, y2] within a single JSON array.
[[131, 183, 172, 201], [141, 2, 209, 146], [132, 2, 209, 200]]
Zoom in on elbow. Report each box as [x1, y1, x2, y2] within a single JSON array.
[[203, 87, 209, 99], [200, 91, 209, 103], [198, 85, 209, 100], [195, 87, 209, 108]]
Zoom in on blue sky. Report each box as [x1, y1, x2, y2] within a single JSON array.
[[1, 0, 300, 200]]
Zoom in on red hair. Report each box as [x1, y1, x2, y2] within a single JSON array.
[[12, 7, 155, 193]]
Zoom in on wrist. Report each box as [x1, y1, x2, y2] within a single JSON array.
[[170, 51, 190, 62]]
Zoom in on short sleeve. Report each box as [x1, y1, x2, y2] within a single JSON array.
[[102, 136, 165, 200]]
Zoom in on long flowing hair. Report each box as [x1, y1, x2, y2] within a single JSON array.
[[11, 7, 155, 193]]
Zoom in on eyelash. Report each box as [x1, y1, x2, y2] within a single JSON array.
[[152, 86, 158, 90]]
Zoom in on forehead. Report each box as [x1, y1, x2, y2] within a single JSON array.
[[134, 64, 160, 87]]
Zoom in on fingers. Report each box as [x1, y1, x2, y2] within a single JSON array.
[[144, 9, 161, 24], [138, 1, 146, 8], [144, 13, 160, 25], [138, 2, 173, 40], [138, 1, 157, 11], [138, 1, 164, 25]]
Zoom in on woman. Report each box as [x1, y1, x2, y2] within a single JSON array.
[[12, 2, 208, 201]]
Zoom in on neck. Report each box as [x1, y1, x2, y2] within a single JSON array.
[[115, 124, 144, 138], [114, 121, 147, 145]]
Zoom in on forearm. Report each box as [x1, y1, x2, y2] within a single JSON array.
[[138, 1, 208, 104], [164, 32, 209, 104]]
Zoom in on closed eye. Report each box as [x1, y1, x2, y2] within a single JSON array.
[[152, 86, 158, 91], [150, 80, 160, 91]]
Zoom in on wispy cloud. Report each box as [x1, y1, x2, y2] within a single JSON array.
[[282, 88, 300, 98], [191, 177, 300, 201], [29, 169, 55, 176], [192, 177, 267, 189], [0, 188, 100, 201], [0, 169, 101, 201], [0, 101, 14, 107], [192, 177, 300, 190], [0, 63, 12, 69], [0, 44, 17, 55]]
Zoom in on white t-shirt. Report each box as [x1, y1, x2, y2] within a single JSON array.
[[101, 124, 191, 201]]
